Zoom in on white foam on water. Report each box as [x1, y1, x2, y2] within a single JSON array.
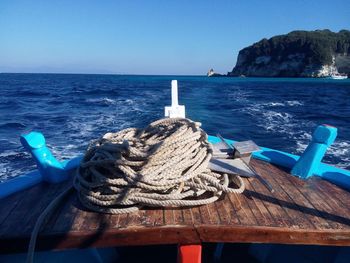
[[295, 141, 308, 153], [233, 99, 349, 168], [264, 102, 285, 107], [125, 99, 134, 104], [294, 134, 350, 169], [258, 100, 303, 108], [294, 132, 313, 153], [263, 111, 293, 131], [286, 100, 303, 106], [329, 141, 350, 156], [85, 97, 117, 105], [50, 144, 82, 161], [0, 150, 17, 158], [327, 140, 350, 168], [243, 102, 296, 133], [0, 163, 17, 182], [0, 150, 35, 182], [228, 88, 251, 103], [68, 121, 95, 138]]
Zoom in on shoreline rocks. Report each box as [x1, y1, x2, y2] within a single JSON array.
[[207, 68, 222, 77], [228, 30, 350, 78]]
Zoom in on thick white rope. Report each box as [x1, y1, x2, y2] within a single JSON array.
[[27, 117, 245, 262], [74, 118, 245, 214]]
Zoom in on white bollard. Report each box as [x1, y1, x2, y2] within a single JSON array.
[[164, 80, 186, 118]]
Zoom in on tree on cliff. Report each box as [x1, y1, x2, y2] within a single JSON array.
[[229, 30, 350, 77]]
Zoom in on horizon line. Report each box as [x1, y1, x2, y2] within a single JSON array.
[[0, 72, 209, 76]]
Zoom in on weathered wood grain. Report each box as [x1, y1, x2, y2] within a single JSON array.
[[1, 159, 350, 253]]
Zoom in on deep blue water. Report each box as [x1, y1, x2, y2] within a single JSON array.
[[0, 73, 349, 181]]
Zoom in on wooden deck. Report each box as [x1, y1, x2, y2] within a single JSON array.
[[1, 159, 350, 253]]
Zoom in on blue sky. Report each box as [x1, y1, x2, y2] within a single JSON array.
[[0, 0, 349, 75]]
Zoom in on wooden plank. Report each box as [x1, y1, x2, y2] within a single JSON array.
[[268, 170, 332, 230], [190, 207, 203, 225], [141, 208, 164, 227], [172, 208, 184, 225], [203, 202, 220, 225], [223, 194, 245, 225], [117, 213, 129, 228], [69, 201, 91, 231], [247, 164, 293, 227], [197, 226, 350, 246], [243, 179, 276, 227], [74, 210, 100, 232], [256, 162, 316, 229], [280, 167, 342, 229], [43, 193, 79, 234], [312, 178, 350, 225], [1, 182, 64, 237], [225, 193, 242, 225], [0, 187, 28, 226], [0, 226, 200, 254], [127, 210, 144, 226], [315, 178, 350, 208], [213, 197, 231, 225], [0, 184, 44, 237], [108, 214, 120, 229], [231, 190, 258, 225], [197, 205, 211, 225], [164, 208, 175, 225], [182, 208, 193, 226]]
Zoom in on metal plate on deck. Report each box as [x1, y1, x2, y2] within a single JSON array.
[[233, 140, 260, 154], [208, 158, 256, 177], [211, 141, 233, 159]]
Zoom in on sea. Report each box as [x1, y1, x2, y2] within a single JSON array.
[[0, 73, 349, 181]]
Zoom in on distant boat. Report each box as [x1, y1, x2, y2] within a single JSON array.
[[327, 66, 348, 79], [328, 73, 348, 80]]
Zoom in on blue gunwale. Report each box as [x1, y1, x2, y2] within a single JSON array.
[[0, 135, 349, 199]]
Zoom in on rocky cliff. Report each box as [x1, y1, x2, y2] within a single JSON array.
[[229, 30, 350, 77]]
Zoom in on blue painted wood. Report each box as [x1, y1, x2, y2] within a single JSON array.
[[0, 132, 81, 199], [0, 170, 42, 199], [291, 125, 337, 179], [20, 132, 69, 183]]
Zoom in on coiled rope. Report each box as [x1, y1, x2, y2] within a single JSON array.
[[27, 117, 244, 263], [74, 118, 245, 214]]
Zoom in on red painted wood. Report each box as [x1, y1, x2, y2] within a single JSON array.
[[177, 244, 202, 263]]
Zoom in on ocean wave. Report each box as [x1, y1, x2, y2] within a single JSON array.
[[260, 100, 303, 107], [286, 100, 303, 106], [17, 90, 51, 97], [243, 102, 297, 133], [295, 135, 350, 169], [85, 97, 117, 105], [264, 102, 285, 107], [328, 140, 350, 168], [49, 144, 83, 161], [0, 122, 26, 129], [0, 150, 30, 160], [0, 150, 35, 182]]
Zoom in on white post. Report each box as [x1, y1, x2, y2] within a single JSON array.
[[164, 80, 186, 118], [171, 80, 179, 106]]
